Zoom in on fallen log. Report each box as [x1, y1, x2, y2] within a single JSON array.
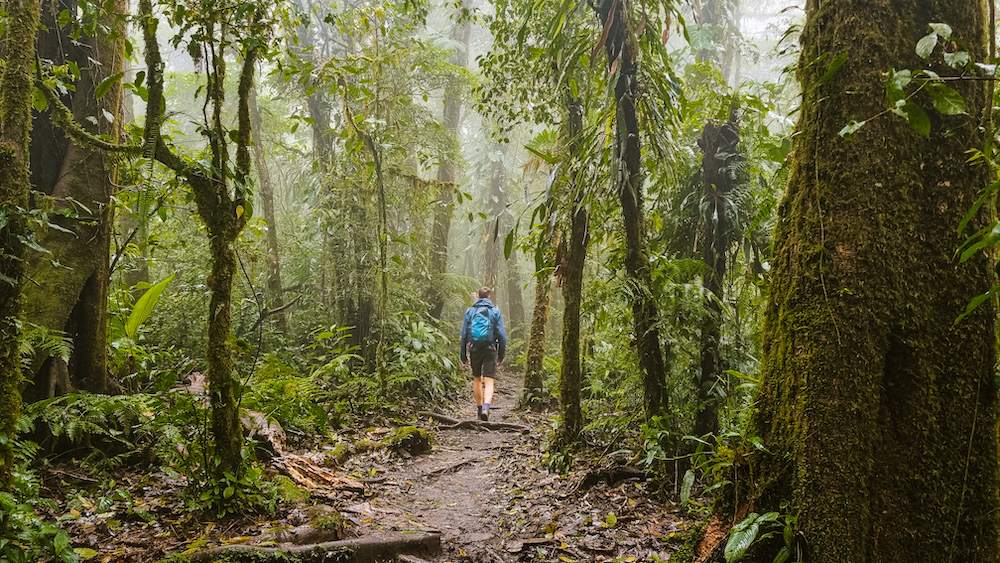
[[186, 531, 440, 563]]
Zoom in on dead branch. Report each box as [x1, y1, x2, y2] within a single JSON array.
[[576, 465, 649, 491], [249, 293, 302, 333], [186, 531, 440, 563], [423, 459, 477, 478]]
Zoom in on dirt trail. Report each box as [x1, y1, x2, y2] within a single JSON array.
[[353, 368, 533, 561], [348, 369, 692, 562]]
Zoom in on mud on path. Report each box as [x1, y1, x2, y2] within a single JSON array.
[[349, 368, 695, 562]]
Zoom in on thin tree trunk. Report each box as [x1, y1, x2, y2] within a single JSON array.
[[721, 1, 999, 561], [694, 118, 739, 437], [594, 0, 669, 421], [428, 11, 470, 318], [557, 93, 587, 445], [504, 247, 525, 343], [521, 268, 552, 406], [484, 144, 506, 292], [249, 87, 287, 333]]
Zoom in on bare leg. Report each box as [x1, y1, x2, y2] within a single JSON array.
[[473, 376, 484, 406], [483, 377, 495, 406]]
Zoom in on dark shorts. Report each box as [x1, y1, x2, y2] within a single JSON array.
[[470, 347, 497, 379]]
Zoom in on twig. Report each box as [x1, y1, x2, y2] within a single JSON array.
[[247, 294, 302, 333]]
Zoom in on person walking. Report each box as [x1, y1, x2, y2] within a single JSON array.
[[460, 286, 506, 421]]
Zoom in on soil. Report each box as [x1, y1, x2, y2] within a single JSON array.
[[42, 367, 699, 562]]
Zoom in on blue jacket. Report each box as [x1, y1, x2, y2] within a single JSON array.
[[460, 298, 506, 363]]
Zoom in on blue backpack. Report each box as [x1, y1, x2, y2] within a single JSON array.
[[470, 305, 495, 346]]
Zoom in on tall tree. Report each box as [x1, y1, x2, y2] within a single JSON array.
[[693, 114, 741, 438], [249, 87, 287, 333], [23, 0, 127, 398], [594, 0, 669, 421], [139, 0, 267, 477], [428, 8, 470, 318], [715, 1, 999, 561], [0, 0, 39, 494], [556, 93, 587, 445]]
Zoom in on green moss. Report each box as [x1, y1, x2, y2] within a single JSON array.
[[271, 475, 308, 504], [307, 505, 345, 532], [382, 426, 432, 456], [324, 442, 350, 466], [668, 519, 707, 563], [207, 548, 303, 563]]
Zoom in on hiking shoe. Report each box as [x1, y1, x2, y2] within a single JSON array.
[[480, 406, 489, 421], [476, 406, 482, 420]]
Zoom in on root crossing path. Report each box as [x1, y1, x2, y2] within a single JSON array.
[[347, 369, 691, 562]]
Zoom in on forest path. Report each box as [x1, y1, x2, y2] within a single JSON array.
[[356, 366, 542, 562], [350, 368, 692, 562]]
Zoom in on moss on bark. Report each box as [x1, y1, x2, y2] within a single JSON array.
[[734, 1, 999, 562], [0, 0, 39, 500]]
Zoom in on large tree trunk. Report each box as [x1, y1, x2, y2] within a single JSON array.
[[557, 94, 587, 445], [428, 11, 470, 318], [22, 0, 126, 398], [724, 1, 998, 562], [594, 0, 669, 421], [0, 0, 39, 493]]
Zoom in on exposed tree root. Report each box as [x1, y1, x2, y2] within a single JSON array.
[[420, 412, 528, 432], [186, 531, 440, 563], [575, 465, 649, 490]]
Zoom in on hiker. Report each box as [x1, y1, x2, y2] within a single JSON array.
[[460, 286, 506, 421]]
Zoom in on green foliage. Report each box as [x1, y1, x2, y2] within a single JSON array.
[[0, 421, 78, 563], [724, 506, 799, 563], [23, 393, 188, 471], [194, 460, 275, 518], [242, 354, 328, 435], [386, 312, 461, 402]]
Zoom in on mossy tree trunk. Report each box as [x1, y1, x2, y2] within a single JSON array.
[[140, 0, 259, 477], [22, 0, 126, 398], [0, 0, 39, 495], [728, 1, 998, 561], [557, 93, 587, 445], [693, 117, 740, 438], [521, 266, 553, 405], [594, 0, 669, 421]]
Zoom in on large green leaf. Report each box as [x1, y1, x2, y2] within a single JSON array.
[[725, 513, 761, 563], [125, 273, 175, 340], [925, 82, 965, 115], [895, 102, 930, 137]]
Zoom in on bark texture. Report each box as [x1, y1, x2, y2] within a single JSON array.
[[557, 94, 588, 445], [23, 0, 127, 397], [734, 1, 999, 562], [0, 0, 38, 492], [594, 0, 669, 420]]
